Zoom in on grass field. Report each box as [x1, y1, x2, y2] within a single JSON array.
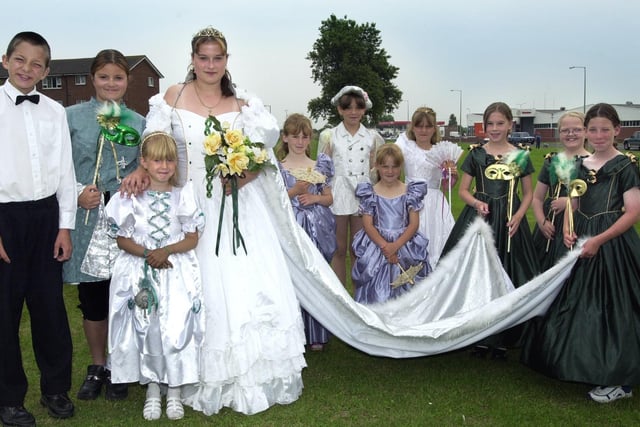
[[17, 142, 640, 426]]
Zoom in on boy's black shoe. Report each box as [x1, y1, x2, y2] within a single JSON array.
[[0, 406, 35, 427], [104, 369, 128, 400], [39, 393, 74, 419], [77, 365, 105, 400]]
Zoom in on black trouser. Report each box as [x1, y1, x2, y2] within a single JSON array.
[[0, 195, 72, 406]]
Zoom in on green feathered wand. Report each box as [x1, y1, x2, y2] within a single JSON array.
[[545, 153, 575, 251], [86, 101, 140, 224]]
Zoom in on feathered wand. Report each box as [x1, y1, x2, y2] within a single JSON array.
[[85, 101, 140, 224], [545, 152, 576, 251]]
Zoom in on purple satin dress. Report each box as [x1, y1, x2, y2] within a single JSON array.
[[279, 153, 336, 345], [352, 181, 431, 304]]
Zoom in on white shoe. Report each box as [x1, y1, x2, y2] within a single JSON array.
[[143, 397, 162, 420], [166, 397, 184, 420], [588, 386, 632, 403]]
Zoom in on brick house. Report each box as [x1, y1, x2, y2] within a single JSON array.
[[0, 55, 162, 115]]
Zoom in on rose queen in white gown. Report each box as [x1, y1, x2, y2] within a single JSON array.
[[144, 90, 306, 415], [395, 132, 455, 267]]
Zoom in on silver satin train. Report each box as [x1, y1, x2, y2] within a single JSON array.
[[255, 165, 580, 358]]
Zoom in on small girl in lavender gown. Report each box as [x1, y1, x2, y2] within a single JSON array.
[[351, 144, 431, 304], [276, 113, 336, 351]]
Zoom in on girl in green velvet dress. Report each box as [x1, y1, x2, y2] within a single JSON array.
[[522, 103, 640, 403], [531, 111, 590, 270], [441, 102, 540, 358]]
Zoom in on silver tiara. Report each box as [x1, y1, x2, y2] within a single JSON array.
[[193, 26, 225, 40]]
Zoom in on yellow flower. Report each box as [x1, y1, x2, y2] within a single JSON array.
[[227, 151, 250, 175], [221, 121, 231, 131], [254, 149, 269, 164], [215, 163, 230, 177], [225, 129, 245, 149], [203, 133, 222, 155]]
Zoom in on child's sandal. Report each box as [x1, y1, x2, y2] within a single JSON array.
[[143, 397, 162, 420], [166, 397, 184, 420]]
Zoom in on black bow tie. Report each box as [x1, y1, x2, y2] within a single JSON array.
[[16, 94, 40, 105]]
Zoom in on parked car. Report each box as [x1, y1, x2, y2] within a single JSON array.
[[508, 132, 535, 145], [623, 131, 640, 150]]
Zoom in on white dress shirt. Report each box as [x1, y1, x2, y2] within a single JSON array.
[[0, 81, 76, 229]]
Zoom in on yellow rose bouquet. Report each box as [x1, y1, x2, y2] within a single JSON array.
[[203, 115, 271, 255]]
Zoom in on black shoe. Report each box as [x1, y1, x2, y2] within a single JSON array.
[[0, 406, 35, 427], [104, 369, 128, 400], [77, 364, 105, 400], [40, 393, 74, 419]]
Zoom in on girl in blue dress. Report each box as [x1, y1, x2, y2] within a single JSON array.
[[64, 49, 145, 401], [351, 143, 430, 304], [277, 113, 336, 351]]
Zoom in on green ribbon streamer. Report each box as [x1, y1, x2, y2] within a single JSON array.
[[215, 175, 247, 256]]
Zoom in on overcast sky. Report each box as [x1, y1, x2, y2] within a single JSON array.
[[4, 0, 639, 127]]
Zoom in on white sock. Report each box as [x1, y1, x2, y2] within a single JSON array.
[[167, 386, 181, 399], [146, 382, 161, 399]]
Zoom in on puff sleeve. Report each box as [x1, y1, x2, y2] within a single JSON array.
[[405, 180, 428, 212], [105, 191, 136, 238], [315, 153, 335, 190], [143, 93, 172, 136], [236, 89, 280, 149], [176, 182, 205, 235], [317, 128, 333, 157], [356, 182, 376, 216]]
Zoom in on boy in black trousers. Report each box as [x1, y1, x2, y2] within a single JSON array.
[[0, 31, 77, 427]]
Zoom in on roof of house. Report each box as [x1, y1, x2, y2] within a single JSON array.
[[0, 55, 163, 78]]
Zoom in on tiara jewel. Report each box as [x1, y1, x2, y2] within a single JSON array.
[[193, 26, 225, 40]]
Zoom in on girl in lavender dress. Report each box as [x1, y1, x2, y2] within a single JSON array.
[[352, 144, 431, 304], [276, 113, 336, 351]]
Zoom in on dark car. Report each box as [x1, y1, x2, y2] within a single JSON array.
[[623, 131, 640, 150], [508, 132, 535, 145]]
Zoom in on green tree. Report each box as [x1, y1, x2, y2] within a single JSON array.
[[380, 114, 394, 122], [307, 14, 402, 126], [448, 114, 458, 128]]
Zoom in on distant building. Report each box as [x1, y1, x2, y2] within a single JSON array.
[[0, 55, 163, 115], [466, 103, 640, 143]]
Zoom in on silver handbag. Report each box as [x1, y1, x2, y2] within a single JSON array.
[[80, 197, 119, 279]]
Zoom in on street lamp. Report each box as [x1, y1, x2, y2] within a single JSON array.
[[450, 89, 463, 139], [405, 99, 410, 121], [569, 66, 587, 113]]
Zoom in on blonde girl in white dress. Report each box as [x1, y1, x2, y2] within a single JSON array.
[[106, 132, 204, 420]]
